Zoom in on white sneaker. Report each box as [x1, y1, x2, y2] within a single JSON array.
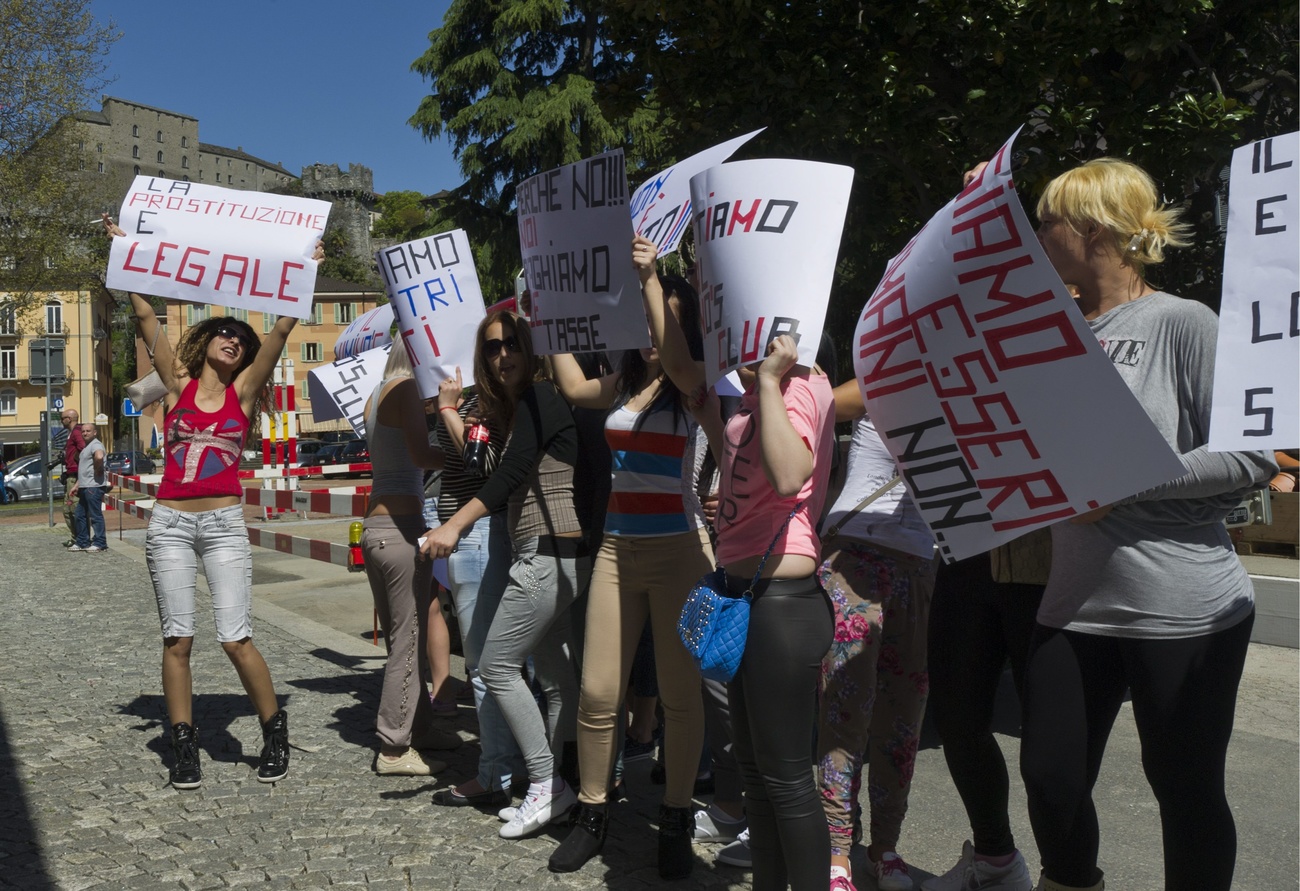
[[869, 851, 915, 891], [692, 806, 746, 843], [497, 805, 517, 822], [67, 544, 86, 552], [86, 545, 106, 553], [498, 779, 577, 839], [923, 841, 1033, 891], [715, 828, 751, 868]]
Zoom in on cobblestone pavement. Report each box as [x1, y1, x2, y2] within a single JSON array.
[[1, 522, 1295, 890]]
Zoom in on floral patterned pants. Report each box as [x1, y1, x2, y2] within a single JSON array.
[[815, 536, 937, 854]]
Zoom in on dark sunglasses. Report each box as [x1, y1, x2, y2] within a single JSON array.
[[214, 325, 252, 348], [483, 336, 521, 356]]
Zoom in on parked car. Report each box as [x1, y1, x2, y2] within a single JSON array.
[[293, 439, 326, 468], [300, 442, 345, 472], [4, 453, 67, 503], [335, 439, 371, 478], [106, 451, 156, 476]]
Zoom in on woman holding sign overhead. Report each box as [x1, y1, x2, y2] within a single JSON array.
[[646, 234, 837, 891], [972, 159, 1275, 891], [545, 241, 717, 879], [419, 310, 587, 841], [103, 214, 319, 790]]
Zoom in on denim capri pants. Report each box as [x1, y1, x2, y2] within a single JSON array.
[[146, 503, 254, 643]]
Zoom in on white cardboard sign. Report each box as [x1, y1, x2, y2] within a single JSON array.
[[334, 304, 394, 361], [375, 230, 485, 395], [107, 176, 327, 320], [630, 129, 765, 256], [1209, 132, 1300, 450], [516, 149, 648, 354], [689, 158, 853, 387], [306, 345, 391, 436], [853, 132, 1184, 563]]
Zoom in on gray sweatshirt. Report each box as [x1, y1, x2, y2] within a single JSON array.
[[1039, 293, 1276, 638]]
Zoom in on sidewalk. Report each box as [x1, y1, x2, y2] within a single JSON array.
[[0, 522, 1295, 890]]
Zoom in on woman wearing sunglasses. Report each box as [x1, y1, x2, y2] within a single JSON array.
[[103, 215, 322, 790], [421, 310, 588, 840]]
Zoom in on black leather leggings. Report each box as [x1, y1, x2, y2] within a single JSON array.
[[727, 575, 834, 891]]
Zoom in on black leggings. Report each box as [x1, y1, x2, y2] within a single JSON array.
[[927, 553, 1043, 857], [1020, 611, 1254, 889], [728, 576, 834, 891]]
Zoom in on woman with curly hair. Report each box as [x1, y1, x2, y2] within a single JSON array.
[[105, 215, 319, 790]]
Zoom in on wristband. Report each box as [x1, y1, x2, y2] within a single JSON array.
[[439, 406, 459, 415]]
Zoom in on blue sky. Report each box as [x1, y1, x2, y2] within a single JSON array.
[[89, 0, 462, 196]]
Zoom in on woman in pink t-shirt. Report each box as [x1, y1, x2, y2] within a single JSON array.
[[647, 269, 837, 891]]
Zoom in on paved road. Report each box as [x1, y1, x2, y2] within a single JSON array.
[[1, 522, 1295, 890]]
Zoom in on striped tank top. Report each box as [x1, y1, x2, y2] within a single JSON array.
[[604, 402, 706, 537]]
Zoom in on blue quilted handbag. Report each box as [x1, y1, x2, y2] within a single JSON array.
[[677, 503, 803, 683]]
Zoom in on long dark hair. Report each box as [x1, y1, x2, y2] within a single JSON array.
[[176, 315, 261, 380], [614, 273, 702, 432], [473, 310, 543, 431]]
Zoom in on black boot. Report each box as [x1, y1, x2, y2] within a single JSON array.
[[257, 709, 289, 783], [169, 722, 202, 790], [658, 805, 696, 880], [548, 803, 608, 873]]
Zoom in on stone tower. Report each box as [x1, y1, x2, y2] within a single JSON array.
[[301, 163, 378, 265]]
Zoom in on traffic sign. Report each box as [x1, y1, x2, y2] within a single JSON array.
[[122, 397, 142, 418], [52, 396, 64, 410]]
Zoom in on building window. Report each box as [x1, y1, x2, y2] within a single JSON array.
[[186, 304, 211, 326], [230, 308, 249, 322], [79, 158, 85, 170], [157, 130, 163, 143], [0, 346, 15, 379], [157, 150, 163, 164], [45, 299, 62, 334], [309, 304, 323, 325], [0, 388, 15, 416], [263, 314, 273, 334], [0, 302, 14, 335], [134, 165, 140, 175], [44, 256, 57, 270], [132, 145, 139, 159], [181, 156, 188, 169], [334, 302, 356, 325], [216, 173, 221, 182], [182, 175, 189, 182], [132, 125, 139, 137], [96, 143, 103, 153], [181, 136, 188, 148], [301, 342, 322, 363], [158, 169, 164, 177], [97, 162, 104, 174]]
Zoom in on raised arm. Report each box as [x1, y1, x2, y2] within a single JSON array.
[[634, 236, 705, 397], [551, 351, 618, 409], [832, 378, 867, 423], [757, 336, 814, 497], [235, 241, 321, 414], [103, 214, 185, 397]]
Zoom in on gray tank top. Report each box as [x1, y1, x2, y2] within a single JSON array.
[[365, 378, 425, 500]]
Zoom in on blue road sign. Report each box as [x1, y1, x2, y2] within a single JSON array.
[[122, 397, 142, 418]]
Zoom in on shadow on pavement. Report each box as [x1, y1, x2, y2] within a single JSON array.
[[118, 692, 290, 770], [0, 702, 57, 890]]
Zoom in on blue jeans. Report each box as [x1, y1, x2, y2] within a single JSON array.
[[446, 512, 525, 790], [74, 486, 107, 549]]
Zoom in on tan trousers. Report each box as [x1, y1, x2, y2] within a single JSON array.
[[576, 526, 713, 808]]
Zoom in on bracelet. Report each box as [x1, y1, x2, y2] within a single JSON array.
[[439, 406, 459, 415]]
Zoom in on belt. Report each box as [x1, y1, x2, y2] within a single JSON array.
[[536, 535, 589, 559]]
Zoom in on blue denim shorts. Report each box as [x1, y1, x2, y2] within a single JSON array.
[[146, 503, 254, 642]]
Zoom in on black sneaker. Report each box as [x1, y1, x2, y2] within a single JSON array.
[[257, 709, 289, 783], [169, 722, 202, 790]]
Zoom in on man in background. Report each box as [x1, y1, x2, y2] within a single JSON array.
[[69, 423, 108, 553], [51, 408, 87, 546]]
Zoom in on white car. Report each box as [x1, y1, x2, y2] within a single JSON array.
[[4, 454, 67, 503]]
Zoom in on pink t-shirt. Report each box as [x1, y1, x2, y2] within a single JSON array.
[[715, 373, 835, 567]]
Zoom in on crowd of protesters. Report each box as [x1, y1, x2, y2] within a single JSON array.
[[106, 150, 1277, 891]]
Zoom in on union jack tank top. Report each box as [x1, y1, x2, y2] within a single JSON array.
[[156, 380, 248, 499]]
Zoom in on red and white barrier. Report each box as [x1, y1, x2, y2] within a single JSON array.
[[237, 462, 373, 480]]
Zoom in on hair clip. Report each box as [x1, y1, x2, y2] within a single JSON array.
[[1126, 228, 1151, 253]]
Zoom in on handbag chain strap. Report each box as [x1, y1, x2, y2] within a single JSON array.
[[730, 501, 805, 599], [144, 325, 161, 360], [822, 474, 902, 540]]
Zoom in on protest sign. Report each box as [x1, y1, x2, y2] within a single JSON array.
[[688, 158, 853, 387], [334, 304, 394, 361], [306, 345, 391, 436], [1209, 132, 1299, 451], [630, 129, 765, 256], [852, 132, 1184, 563], [516, 149, 648, 354], [375, 230, 485, 394], [107, 176, 327, 320]]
